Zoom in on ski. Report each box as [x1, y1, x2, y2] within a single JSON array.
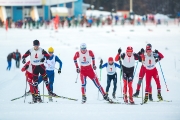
[[28, 101, 45, 104], [150, 100, 172, 102], [11, 95, 26, 101], [106, 102, 138, 105], [118, 96, 141, 98], [41, 95, 78, 101], [11, 92, 31, 101], [11, 93, 31, 101]]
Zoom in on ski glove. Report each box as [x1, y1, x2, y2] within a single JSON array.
[[154, 49, 158, 53], [40, 58, 45, 62], [118, 48, 122, 54], [100, 59, 103, 64], [93, 65, 97, 70], [141, 48, 145, 54], [99, 59, 103, 69], [58, 69, 61, 74], [76, 68, 80, 73], [155, 58, 159, 63], [22, 58, 26, 64]]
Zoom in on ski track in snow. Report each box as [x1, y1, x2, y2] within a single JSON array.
[[0, 25, 180, 120]]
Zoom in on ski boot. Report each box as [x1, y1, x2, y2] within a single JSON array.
[[144, 94, 148, 103], [112, 92, 116, 99], [157, 93, 163, 101], [48, 90, 57, 97], [123, 94, 128, 103], [149, 93, 153, 101], [49, 97, 53, 102], [129, 97, 135, 104], [36, 95, 43, 103], [103, 94, 112, 103], [82, 95, 87, 104], [133, 90, 139, 97], [32, 94, 37, 103]]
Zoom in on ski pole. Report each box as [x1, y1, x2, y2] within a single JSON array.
[[133, 62, 139, 77], [24, 77, 28, 103], [119, 67, 122, 98], [43, 81, 44, 102], [141, 56, 145, 105], [75, 73, 79, 83], [158, 61, 169, 91], [97, 68, 102, 100], [119, 59, 123, 98]]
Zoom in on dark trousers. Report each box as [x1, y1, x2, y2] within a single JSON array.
[[106, 73, 117, 94], [32, 64, 50, 94], [16, 60, 20, 68]]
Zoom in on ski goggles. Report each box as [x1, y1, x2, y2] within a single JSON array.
[[49, 52, 53, 54], [81, 48, 87, 50]]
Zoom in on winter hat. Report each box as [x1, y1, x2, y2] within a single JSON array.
[[48, 47, 54, 53], [33, 40, 40, 46], [108, 57, 114, 62], [126, 46, 133, 52]]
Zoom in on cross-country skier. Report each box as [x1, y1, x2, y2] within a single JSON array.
[[22, 40, 57, 103], [99, 57, 121, 99], [133, 44, 153, 101], [139, 44, 164, 103], [6, 52, 15, 70], [21, 61, 36, 101], [115, 46, 140, 104], [38, 47, 62, 102], [73, 43, 111, 103]]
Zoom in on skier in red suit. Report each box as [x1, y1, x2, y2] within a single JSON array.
[[21, 61, 35, 101], [139, 44, 164, 103], [73, 43, 111, 103]]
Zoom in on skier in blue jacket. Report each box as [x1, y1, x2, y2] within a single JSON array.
[[38, 47, 62, 101], [99, 57, 121, 99]]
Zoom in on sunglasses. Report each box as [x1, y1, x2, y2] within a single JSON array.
[[49, 52, 53, 54], [146, 49, 152, 52]]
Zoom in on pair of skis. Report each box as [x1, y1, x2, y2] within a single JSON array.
[[11, 94, 78, 102]]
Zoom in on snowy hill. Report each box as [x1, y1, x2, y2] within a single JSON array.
[[0, 25, 180, 120]]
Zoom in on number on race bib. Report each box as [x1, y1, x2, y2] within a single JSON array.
[[149, 60, 151, 64], [83, 56, 86, 62], [35, 53, 38, 58]]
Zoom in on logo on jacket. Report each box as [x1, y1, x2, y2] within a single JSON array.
[[81, 61, 89, 64], [33, 60, 40, 63]]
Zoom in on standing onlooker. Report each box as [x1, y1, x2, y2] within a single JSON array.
[[7, 52, 15, 70], [15, 49, 21, 68]]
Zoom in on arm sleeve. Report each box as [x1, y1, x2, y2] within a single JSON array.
[[42, 49, 50, 59], [89, 50, 95, 65], [21, 61, 30, 72], [73, 52, 79, 68], [114, 63, 121, 68], [101, 63, 108, 69], [115, 53, 120, 61], [22, 50, 31, 59], [158, 52, 164, 60], [55, 56, 62, 69]]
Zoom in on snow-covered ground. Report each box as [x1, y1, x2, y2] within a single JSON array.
[[0, 25, 180, 120]]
